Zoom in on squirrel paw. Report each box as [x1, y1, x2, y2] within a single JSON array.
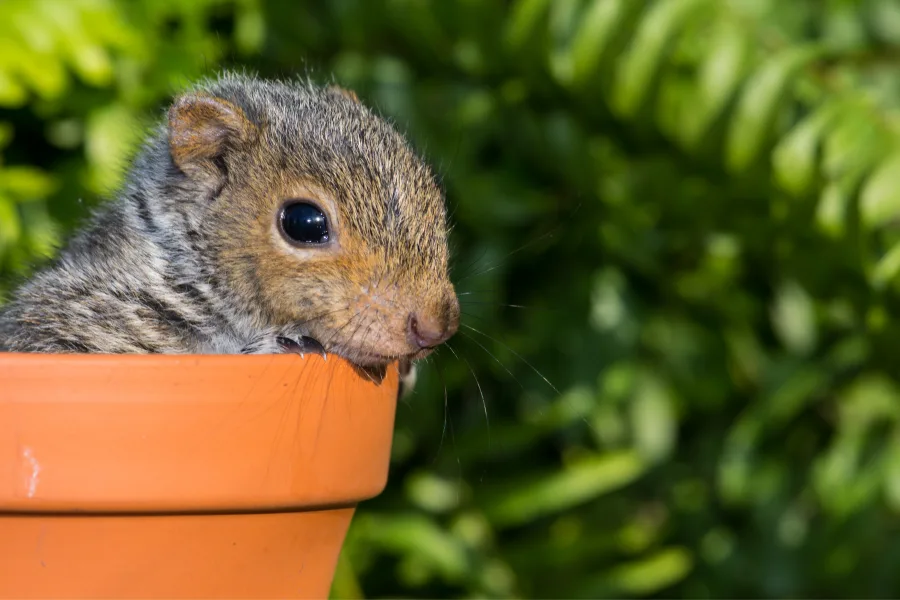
[[240, 332, 326, 357], [351, 359, 417, 393], [276, 335, 327, 358]]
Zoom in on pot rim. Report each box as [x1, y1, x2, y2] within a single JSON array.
[[0, 353, 399, 514]]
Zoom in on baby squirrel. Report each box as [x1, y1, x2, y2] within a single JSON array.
[[0, 73, 459, 383]]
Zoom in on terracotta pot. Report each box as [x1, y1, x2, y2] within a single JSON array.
[[0, 353, 398, 599]]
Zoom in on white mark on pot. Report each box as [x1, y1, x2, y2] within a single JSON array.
[[22, 446, 41, 498]]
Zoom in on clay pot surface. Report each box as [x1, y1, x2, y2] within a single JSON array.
[[0, 353, 398, 599]]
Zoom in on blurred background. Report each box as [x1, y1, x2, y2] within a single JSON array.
[[3, 0, 900, 597]]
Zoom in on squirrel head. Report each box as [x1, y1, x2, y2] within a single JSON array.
[[159, 73, 459, 367]]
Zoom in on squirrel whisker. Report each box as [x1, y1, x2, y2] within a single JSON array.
[[445, 341, 489, 448], [453, 229, 558, 284], [460, 323, 559, 396]]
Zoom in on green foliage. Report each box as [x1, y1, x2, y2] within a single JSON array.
[[4, 0, 900, 597]]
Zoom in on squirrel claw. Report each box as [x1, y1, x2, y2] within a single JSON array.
[[276, 336, 300, 353], [299, 335, 327, 358], [276, 335, 327, 359]]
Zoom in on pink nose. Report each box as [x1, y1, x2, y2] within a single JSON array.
[[408, 311, 455, 349]]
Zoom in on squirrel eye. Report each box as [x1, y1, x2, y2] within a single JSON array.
[[279, 201, 330, 245]]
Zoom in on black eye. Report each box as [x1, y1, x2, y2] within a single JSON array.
[[279, 201, 330, 245]]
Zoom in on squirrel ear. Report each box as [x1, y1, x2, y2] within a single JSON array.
[[327, 85, 360, 103], [167, 93, 257, 175]]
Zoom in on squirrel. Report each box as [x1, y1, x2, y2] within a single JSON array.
[[0, 72, 460, 385]]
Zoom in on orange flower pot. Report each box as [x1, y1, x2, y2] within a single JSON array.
[[0, 353, 398, 599]]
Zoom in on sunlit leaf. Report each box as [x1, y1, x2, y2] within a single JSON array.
[[0, 194, 21, 251], [860, 151, 900, 230], [355, 514, 470, 582], [562, 0, 627, 88], [770, 280, 818, 356], [611, 0, 709, 118], [630, 372, 677, 463], [578, 547, 694, 596], [1, 166, 57, 201], [406, 471, 462, 514], [483, 452, 645, 527], [772, 99, 847, 196], [725, 45, 825, 172], [504, 0, 552, 52], [683, 16, 749, 148]]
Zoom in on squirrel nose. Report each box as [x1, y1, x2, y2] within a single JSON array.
[[408, 303, 458, 349]]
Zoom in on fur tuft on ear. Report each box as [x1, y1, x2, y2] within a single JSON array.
[[326, 85, 360, 103], [167, 93, 257, 176]]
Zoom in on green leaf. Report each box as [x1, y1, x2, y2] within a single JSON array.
[[821, 104, 884, 181], [330, 551, 364, 600], [19, 202, 58, 261], [504, 0, 552, 52], [813, 375, 900, 516], [0, 69, 27, 107], [871, 0, 900, 45], [12, 53, 69, 101], [630, 372, 677, 463], [882, 432, 900, 512], [870, 241, 900, 290], [406, 471, 462, 513], [765, 367, 828, 425], [770, 280, 818, 355], [1, 166, 57, 201], [483, 452, 645, 527], [234, 2, 266, 54], [813, 430, 882, 517], [717, 412, 764, 505], [611, 0, 708, 118], [562, 0, 627, 88], [725, 44, 825, 173], [84, 104, 143, 193], [860, 151, 900, 230], [579, 547, 694, 596], [0, 194, 21, 251], [683, 16, 750, 148], [838, 374, 900, 429], [547, 0, 584, 85], [772, 99, 847, 196], [816, 180, 852, 238], [356, 514, 470, 582], [0, 123, 13, 149]]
